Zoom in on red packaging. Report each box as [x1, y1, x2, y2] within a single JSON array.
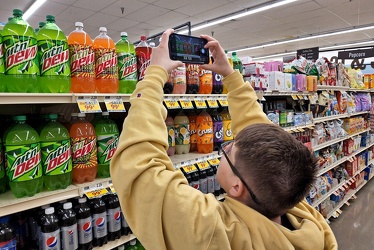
[[135, 36, 152, 81]]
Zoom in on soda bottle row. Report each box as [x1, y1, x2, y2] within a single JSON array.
[[0, 112, 119, 198], [113, 239, 145, 250], [165, 107, 233, 156], [0, 194, 134, 250]]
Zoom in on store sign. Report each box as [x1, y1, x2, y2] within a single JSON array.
[[297, 47, 319, 60], [338, 49, 374, 59]]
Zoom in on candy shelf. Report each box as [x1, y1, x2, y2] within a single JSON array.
[[93, 234, 136, 250]]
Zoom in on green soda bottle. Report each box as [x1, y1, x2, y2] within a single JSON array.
[[232, 51, 243, 75], [0, 24, 7, 92], [91, 112, 102, 127], [95, 112, 119, 178], [40, 114, 72, 191], [116, 32, 137, 93], [37, 15, 71, 93], [2, 9, 39, 93], [0, 137, 6, 194], [4, 115, 43, 198]]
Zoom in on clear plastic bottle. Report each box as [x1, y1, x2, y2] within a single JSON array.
[[174, 110, 190, 154], [165, 115, 175, 156]]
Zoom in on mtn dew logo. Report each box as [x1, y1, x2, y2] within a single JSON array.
[[39, 41, 70, 75], [97, 134, 119, 164], [70, 46, 95, 76], [3, 37, 38, 74], [95, 49, 117, 79], [118, 53, 137, 80], [6, 143, 42, 182], [71, 137, 97, 166], [41, 140, 72, 175]]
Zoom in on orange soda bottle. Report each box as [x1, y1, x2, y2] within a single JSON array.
[[187, 110, 198, 152], [196, 109, 213, 153], [67, 22, 95, 93], [93, 27, 118, 93], [199, 63, 212, 94]]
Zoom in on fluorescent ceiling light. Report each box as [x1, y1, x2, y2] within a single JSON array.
[[231, 24, 374, 53], [23, 0, 47, 20], [179, 0, 299, 34], [322, 41, 374, 50], [253, 51, 295, 60]]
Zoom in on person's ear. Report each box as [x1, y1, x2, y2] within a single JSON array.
[[227, 177, 245, 198]]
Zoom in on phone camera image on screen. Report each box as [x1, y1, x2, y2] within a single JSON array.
[[169, 34, 209, 64]]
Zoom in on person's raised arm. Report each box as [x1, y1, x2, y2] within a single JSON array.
[[200, 36, 271, 136]]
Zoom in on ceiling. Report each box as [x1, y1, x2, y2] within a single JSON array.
[[0, 0, 373, 59]]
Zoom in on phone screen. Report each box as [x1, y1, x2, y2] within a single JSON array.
[[169, 34, 209, 64]]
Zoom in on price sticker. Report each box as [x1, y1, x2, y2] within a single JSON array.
[[77, 96, 101, 113], [85, 188, 109, 199], [303, 95, 309, 100], [207, 99, 219, 108], [179, 98, 194, 109], [218, 98, 229, 107], [104, 96, 126, 112], [164, 98, 180, 109], [291, 95, 298, 100], [196, 161, 210, 170], [297, 95, 303, 100], [208, 158, 220, 166], [182, 165, 198, 173], [107, 180, 116, 194], [194, 99, 207, 109]]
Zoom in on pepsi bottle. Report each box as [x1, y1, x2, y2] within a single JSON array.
[[206, 166, 215, 194], [104, 194, 121, 241], [212, 72, 223, 94], [89, 198, 108, 247], [37, 205, 51, 249], [59, 202, 78, 250], [121, 212, 131, 236], [74, 197, 93, 250], [0, 216, 16, 250], [40, 207, 61, 250]]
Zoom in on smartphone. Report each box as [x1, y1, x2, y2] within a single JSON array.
[[169, 33, 209, 64]]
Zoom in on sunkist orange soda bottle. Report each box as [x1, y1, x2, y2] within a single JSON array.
[[67, 22, 95, 93], [93, 27, 118, 93]]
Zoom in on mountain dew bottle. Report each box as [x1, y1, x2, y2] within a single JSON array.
[[95, 112, 119, 178], [0, 137, 6, 194], [37, 15, 71, 93], [40, 114, 72, 191], [0, 24, 7, 92], [4, 116, 43, 198], [116, 32, 137, 93], [3, 9, 39, 93]]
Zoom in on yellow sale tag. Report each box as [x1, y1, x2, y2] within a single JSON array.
[[164, 99, 180, 109], [194, 99, 207, 109], [77, 96, 101, 113], [291, 95, 298, 100], [218, 99, 229, 107], [207, 99, 219, 108], [197, 161, 210, 170], [179, 99, 194, 109], [183, 165, 198, 173], [297, 95, 303, 99], [208, 158, 220, 165], [104, 96, 126, 112], [85, 188, 109, 199]]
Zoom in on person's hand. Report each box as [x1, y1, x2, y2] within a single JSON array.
[[199, 35, 234, 77], [150, 29, 183, 73]]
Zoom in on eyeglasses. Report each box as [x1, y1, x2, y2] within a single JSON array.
[[218, 140, 261, 205]]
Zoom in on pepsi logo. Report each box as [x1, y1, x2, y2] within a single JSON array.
[[68, 229, 74, 235], [83, 222, 91, 232], [96, 217, 105, 228], [114, 211, 121, 221], [46, 236, 58, 248]]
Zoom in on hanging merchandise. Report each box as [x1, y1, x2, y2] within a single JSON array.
[[196, 110, 214, 154], [174, 110, 190, 154], [93, 27, 119, 93], [68, 22, 95, 93], [37, 15, 71, 93], [135, 36, 152, 81], [165, 114, 175, 156], [3, 9, 39, 93], [116, 32, 138, 93]]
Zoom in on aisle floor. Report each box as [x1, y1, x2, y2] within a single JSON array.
[[329, 178, 374, 250]]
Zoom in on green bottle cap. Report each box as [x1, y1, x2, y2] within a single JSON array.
[[48, 114, 58, 120], [13, 9, 23, 17], [35, 28, 39, 33], [39, 21, 46, 28], [12, 115, 26, 121], [8, 17, 13, 22], [46, 15, 55, 22], [232, 52, 237, 56]]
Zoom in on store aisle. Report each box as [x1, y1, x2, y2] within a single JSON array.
[[330, 179, 374, 250]]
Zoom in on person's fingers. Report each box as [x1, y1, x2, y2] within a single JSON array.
[[200, 34, 216, 42], [173, 60, 184, 69], [199, 64, 215, 71], [159, 29, 174, 48]]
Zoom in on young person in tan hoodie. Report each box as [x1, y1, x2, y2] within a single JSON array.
[[110, 29, 338, 250]]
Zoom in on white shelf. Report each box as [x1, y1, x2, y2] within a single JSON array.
[[93, 234, 136, 250], [262, 90, 310, 96], [316, 85, 350, 91], [171, 151, 220, 169], [313, 113, 349, 123], [283, 124, 314, 132], [312, 180, 348, 208], [348, 111, 370, 117]]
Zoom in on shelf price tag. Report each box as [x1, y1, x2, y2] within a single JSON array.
[[194, 98, 207, 109], [107, 180, 116, 194], [104, 96, 126, 112], [208, 158, 220, 166], [291, 95, 298, 100], [218, 97, 228, 107], [207, 98, 219, 108], [196, 161, 210, 170], [297, 94, 303, 100], [182, 165, 198, 173], [83, 182, 108, 199], [164, 98, 180, 109], [77, 96, 101, 113], [179, 98, 194, 109]]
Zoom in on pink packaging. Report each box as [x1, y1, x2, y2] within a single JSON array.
[[243, 62, 264, 76], [264, 61, 283, 72], [296, 74, 306, 91]]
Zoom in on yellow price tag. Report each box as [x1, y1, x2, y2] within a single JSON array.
[[291, 95, 298, 100], [77, 96, 101, 113], [179, 99, 194, 109], [183, 165, 198, 173], [207, 99, 219, 108], [297, 95, 303, 99], [197, 161, 210, 170], [85, 188, 109, 199], [208, 158, 220, 165], [194, 99, 207, 109], [104, 96, 126, 112], [218, 99, 228, 107], [164, 99, 180, 109]]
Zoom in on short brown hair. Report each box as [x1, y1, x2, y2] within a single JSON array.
[[234, 123, 317, 218]]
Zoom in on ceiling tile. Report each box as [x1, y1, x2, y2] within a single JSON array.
[[313, 0, 352, 7], [106, 18, 140, 32], [153, 0, 194, 10], [83, 12, 119, 28], [140, 0, 158, 3], [125, 4, 170, 22], [175, 0, 228, 17], [73, 0, 117, 11], [146, 11, 188, 27], [263, 1, 323, 20], [50, 0, 78, 5], [34, 1, 70, 18], [0, 0, 33, 12], [56, 6, 95, 22], [23, 14, 45, 29], [100, 0, 148, 17]]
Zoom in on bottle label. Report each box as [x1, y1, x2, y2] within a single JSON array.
[[199, 178, 208, 194], [186, 64, 199, 85], [0, 238, 16, 249], [5, 143, 42, 182], [95, 48, 118, 79], [207, 176, 215, 193], [97, 134, 119, 164], [175, 124, 190, 145], [213, 121, 224, 143], [214, 174, 221, 191], [173, 67, 186, 85], [69, 45, 95, 78], [167, 126, 175, 147], [118, 53, 137, 81], [136, 47, 151, 81], [92, 212, 107, 238], [71, 137, 97, 169], [41, 229, 60, 250], [61, 224, 78, 250], [199, 69, 212, 86], [107, 208, 121, 233], [77, 217, 93, 244], [41, 139, 72, 176], [38, 39, 70, 76], [189, 122, 197, 144], [213, 72, 222, 85], [223, 120, 233, 141], [3, 36, 39, 75], [121, 213, 129, 228], [0, 144, 4, 178], [0, 34, 4, 74], [197, 121, 213, 145]]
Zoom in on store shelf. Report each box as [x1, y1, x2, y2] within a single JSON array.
[[171, 151, 220, 169], [283, 124, 314, 132], [348, 88, 372, 92], [348, 111, 369, 117], [262, 90, 310, 96], [316, 85, 350, 91], [93, 234, 136, 250], [313, 114, 349, 123], [312, 180, 348, 208]]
